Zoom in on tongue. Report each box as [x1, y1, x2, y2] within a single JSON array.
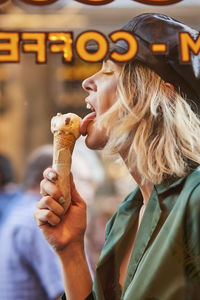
[[80, 112, 96, 136]]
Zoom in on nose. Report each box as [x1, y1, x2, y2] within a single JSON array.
[[82, 74, 97, 92]]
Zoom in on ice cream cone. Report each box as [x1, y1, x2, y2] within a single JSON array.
[[51, 113, 82, 213]]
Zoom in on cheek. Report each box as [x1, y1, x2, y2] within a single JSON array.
[[98, 80, 118, 114]]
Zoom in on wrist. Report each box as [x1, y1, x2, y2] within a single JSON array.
[[56, 241, 85, 261]]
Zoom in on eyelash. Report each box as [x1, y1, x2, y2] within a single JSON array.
[[102, 71, 113, 75]]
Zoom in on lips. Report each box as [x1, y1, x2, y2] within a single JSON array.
[[80, 111, 96, 136]]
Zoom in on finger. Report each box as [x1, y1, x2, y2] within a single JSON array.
[[43, 168, 58, 183], [40, 179, 48, 197], [36, 196, 64, 217], [34, 208, 61, 227], [40, 179, 62, 200], [70, 174, 86, 209]]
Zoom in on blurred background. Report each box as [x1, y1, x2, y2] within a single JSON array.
[[0, 0, 199, 288]]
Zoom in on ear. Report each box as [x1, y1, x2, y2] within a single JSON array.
[[165, 82, 174, 92], [164, 82, 174, 97]]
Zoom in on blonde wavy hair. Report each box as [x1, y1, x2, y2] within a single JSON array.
[[96, 61, 200, 184]]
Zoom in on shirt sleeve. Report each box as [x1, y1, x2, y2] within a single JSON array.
[[185, 183, 200, 292], [15, 225, 64, 300], [60, 293, 66, 300]]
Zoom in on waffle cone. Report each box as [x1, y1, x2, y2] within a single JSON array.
[[52, 131, 76, 212], [53, 131, 76, 165]]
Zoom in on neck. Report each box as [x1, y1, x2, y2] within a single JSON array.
[[131, 171, 154, 206], [120, 152, 153, 206]]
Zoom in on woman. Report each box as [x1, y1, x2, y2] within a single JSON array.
[[34, 13, 200, 300]]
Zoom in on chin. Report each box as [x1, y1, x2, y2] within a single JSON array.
[[85, 125, 108, 150], [85, 135, 106, 150]]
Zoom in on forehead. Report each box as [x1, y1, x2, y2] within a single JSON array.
[[103, 59, 123, 71]]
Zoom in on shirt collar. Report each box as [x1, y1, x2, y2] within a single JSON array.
[[154, 166, 200, 195]]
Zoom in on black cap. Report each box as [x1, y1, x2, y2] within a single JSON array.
[[110, 13, 200, 112]]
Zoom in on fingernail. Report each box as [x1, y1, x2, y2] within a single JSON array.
[[59, 197, 65, 205], [48, 171, 57, 182], [40, 189, 48, 196]]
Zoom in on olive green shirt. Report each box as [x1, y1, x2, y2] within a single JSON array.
[[62, 166, 200, 300]]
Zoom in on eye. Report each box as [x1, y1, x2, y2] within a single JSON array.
[[102, 71, 114, 75]]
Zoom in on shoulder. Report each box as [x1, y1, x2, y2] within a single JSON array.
[[187, 183, 200, 213], [185, 167, 200, 207], [1, 198, 40, 249], [183, 168, 200, 227]]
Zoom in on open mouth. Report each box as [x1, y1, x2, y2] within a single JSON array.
[[80, 102, 96, 136]]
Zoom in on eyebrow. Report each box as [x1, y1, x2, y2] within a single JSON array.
[[103, 58, 109, 63]]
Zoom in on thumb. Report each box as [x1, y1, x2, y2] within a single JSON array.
[[70, 173, 86, 208]]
